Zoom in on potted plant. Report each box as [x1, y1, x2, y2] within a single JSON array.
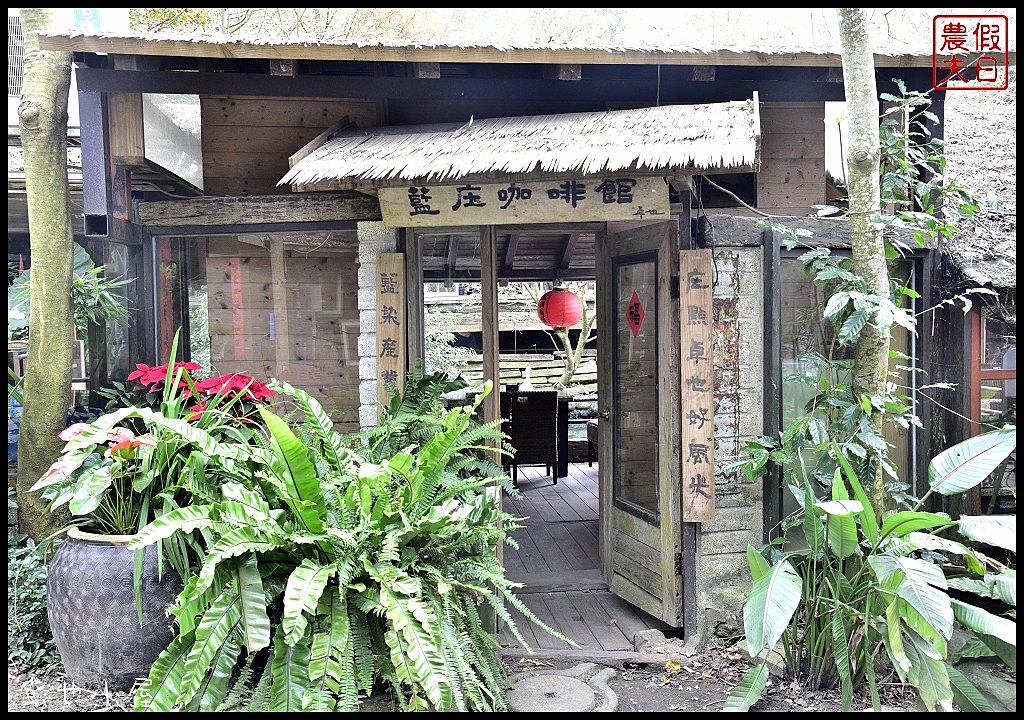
[[29, 334, 275, 692], [129, 374, 573, 711]]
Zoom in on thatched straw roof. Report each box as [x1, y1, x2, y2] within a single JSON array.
[[280, 100, 760, 189]]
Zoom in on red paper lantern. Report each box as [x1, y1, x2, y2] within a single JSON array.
[[537, 287, 583, 329]]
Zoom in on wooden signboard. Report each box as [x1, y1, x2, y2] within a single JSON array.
[[376, 253, 406, 415], [679, 249, 715, 521], [379, 176, 669, 227]]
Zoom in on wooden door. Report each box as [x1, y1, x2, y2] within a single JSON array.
[[596, 221, 684, 627]]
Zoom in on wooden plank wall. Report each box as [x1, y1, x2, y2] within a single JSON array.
[[757, 102, 827, 216], [200, 96, 382, 196], [205, 234, 361, 431]]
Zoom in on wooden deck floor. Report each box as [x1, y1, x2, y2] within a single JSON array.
[[498, 462, 677, 657]]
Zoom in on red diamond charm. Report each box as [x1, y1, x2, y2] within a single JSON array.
[[625, 291, 645, 337]]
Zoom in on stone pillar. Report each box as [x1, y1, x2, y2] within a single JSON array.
[[356, 222, 399, 430]]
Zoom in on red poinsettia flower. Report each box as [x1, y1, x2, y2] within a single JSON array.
[[129, 361, 203, 389], [186, 402, 208, 422], [197, 374, 276, 402]]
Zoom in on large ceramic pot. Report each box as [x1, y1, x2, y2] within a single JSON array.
[[46, 528, 183, 691]]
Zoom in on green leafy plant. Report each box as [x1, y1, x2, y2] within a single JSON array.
[[8, 489, 61, 674], [725, 427, 1016, 712], [129, 377, 572, 712]]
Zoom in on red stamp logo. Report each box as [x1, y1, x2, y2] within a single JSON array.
[[933, 15, 1009, 90]]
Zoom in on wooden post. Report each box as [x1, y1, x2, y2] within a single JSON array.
[[679, 249, 716, 521], [479, 226, 502, 634]]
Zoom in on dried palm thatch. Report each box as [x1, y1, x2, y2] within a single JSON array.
[[280, 100, 760, 188]]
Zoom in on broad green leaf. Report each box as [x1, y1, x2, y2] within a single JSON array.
[[283, 559, 336, 645], [951, 599, 1016, 647], [946, 663, 994, 712], [905, 638, 954, 711], [177, 586, 244, 704], [743, 560, 802, 656], [957, 515, 1016, 553], [68, 465, 112, 516], [885, 599, 910, 676], [379, 580, 451, 710], [236, 555, 270, 650], [831, 600, 853, 711], [972, 632, 1017, 671], [722, 663, 769, 712], [134, 630, 195, 712], [951, 636, 996, 663], [193, 631, 242, 712], [928, 427, 1016, 495], [268, 627, 312, 711], [305, 589, 349, 712], [832, 441, 878, 544], [746, 544, 771, 583], [801, 482, 825, 552], [129, 505, 216, 548], [258, 405, 324, 533], [880, 511, 952, 539], [870, 556, 952, 639], [821, 500, 860, 558]]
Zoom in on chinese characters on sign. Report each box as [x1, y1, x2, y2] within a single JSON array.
[[933, 15, 1009, 90], [680, 249, 715, 521], [376, 254, 406, 417], [379, 176, 669, 227]]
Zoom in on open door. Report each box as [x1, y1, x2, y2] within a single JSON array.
[[596, 221, 683, 627]]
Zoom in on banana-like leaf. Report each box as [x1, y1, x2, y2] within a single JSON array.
[[885, 599, 911, 676], [947, 571, 1016, 607], [869, 556, 952, 639], [283, 558, 336, 645], [823, 502, 860, 558], [801, 482, 825, 552], [972, 632, 1017, 671], [269, 627, 312, 711], [743, 560, 802, 656], [722, 662, 769, 712], [832, 441, 878, 544], [258, 405, 324, 533], [134, 630, 196, 712], [928, 427, 1016, 495], [951, 599, 1016, 647], [905, 639, 954, 711], [946, 663, 994, 712], [831, 599, 853, 711], [746, 544, 771, 583], [880, 510, 953, 539], [236, 555, 271, 650], [957, 515, 1016, 553]]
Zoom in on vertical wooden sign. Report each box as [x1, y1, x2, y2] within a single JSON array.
[[376, 253, 406, 416], [680, 249, 715, 521]]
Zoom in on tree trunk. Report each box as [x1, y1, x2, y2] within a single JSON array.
[[16, 8, 75, 540], [838, 8, 892, 513]]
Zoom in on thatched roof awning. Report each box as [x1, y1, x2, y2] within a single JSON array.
[[279, 100, 760, 190]]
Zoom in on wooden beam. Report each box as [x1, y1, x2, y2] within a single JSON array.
[[504, 234, 520, 270], [543, 64, 582, 81], [445, 235, 459, 289], [413, 62, 440, 78], [270, 58, 298, 77], [136, 192, 382, 226], [558, 233, 579, 269], [108, 93, 145, 166]]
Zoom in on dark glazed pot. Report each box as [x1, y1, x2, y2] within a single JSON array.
[[46, 528, 183, 691]]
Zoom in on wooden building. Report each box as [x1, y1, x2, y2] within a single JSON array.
[[27, 13, 1015, 646]]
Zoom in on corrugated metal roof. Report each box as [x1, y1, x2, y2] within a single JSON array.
[[279, 100, 760, 189]]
